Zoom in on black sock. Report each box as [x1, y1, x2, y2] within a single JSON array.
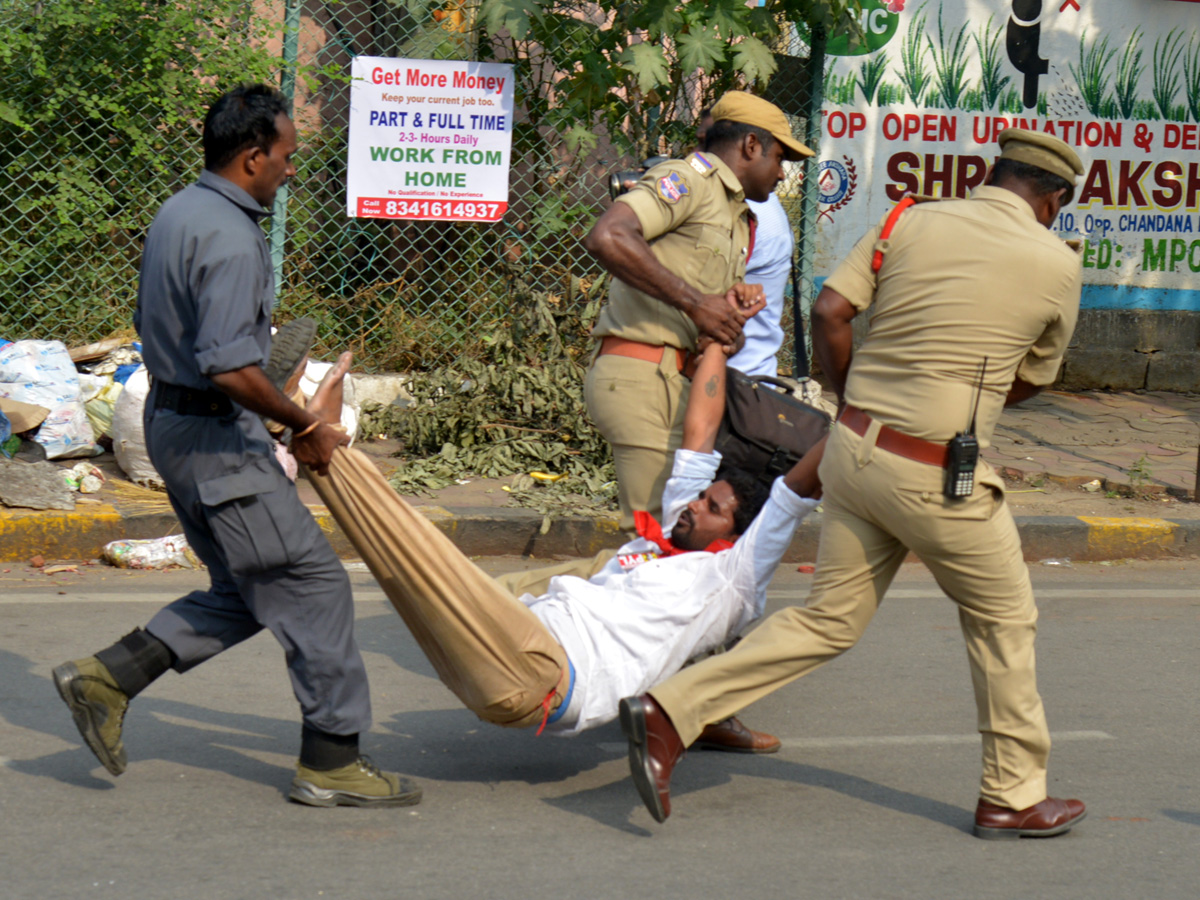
[[94, 628, 175, 698], [300, 726, 359, 771]]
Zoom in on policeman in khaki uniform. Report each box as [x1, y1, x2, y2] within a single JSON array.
[[584, 92, 814, 531], [619, 129, 1092, 840]]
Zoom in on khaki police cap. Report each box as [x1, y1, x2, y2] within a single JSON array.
[[997, 128, 1084, 184], [710, 91, 814, 161]]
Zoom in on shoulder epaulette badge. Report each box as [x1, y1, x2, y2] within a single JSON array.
[[689, 152, 714, 174]]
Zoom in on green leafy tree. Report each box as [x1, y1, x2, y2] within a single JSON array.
[[0, 0, 281, 341], [477, 0, 864, 162]]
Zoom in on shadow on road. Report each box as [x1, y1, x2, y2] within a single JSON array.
[[1, 647, 295, 794], [545, 749, 973, 836], [1163, 808, 1200, 827]]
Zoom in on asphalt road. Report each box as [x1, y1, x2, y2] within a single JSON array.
[[1, 558, 1197, 900]]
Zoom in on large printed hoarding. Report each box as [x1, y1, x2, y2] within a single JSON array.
[[346, 56, 514, 222], [817, 0, 1200, 311]]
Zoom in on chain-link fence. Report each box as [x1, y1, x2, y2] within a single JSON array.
[[0, 1, 825, 374]]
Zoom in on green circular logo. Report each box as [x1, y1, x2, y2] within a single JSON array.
[[827, 1, 900, 57]]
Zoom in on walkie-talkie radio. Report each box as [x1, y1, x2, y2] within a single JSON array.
[[943, 358, 987, 500]]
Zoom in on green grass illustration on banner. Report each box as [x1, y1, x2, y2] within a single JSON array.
[[897, 2, 930, 105], [1184, 36, 1200, 123], [1114, 28, 1146, 120], [1071, 30, 1117, 118], [1152, 31, 1187, 122], [858, 51, 889, 104], [974, 15, 1010, 112], [926, 5, 970, 109]]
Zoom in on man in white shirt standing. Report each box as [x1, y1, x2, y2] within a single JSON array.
[[729, 192, 792, 376]]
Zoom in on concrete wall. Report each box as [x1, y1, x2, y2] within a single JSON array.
[[1058, 309, 1200, 392]]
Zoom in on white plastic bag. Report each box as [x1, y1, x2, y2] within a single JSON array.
[[0, 340, 97, 459], [111, 366, 164, 488]]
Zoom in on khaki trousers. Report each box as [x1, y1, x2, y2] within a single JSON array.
[[651, 422, 1051, 810], [584, 349, 688, 530], [304, 447, 569, 729]]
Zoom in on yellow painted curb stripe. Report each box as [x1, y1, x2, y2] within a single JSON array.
[[0, 503, 123, 527], [1079, 516, 1177, 557], [0, 504, 125, 560]]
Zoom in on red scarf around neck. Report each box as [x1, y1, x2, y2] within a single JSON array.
[[634, 510, 735, 556]]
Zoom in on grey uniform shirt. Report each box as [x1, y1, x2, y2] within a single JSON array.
[[135, 169, 274, 389]]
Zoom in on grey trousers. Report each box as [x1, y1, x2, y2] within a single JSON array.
[[142, 396, 371, 736]]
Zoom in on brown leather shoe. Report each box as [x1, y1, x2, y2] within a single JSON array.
[[619, 694, 685, 823], [974, 796, 1087, 840], [694, 716, 781, 754]]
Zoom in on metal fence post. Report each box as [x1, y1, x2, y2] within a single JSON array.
[[796, 26, 826, 375], [270, 0, 301, 306]]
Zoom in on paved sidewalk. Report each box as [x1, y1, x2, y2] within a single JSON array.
[[1, 389, 1198, 565], [987, 390, 1200, 497]]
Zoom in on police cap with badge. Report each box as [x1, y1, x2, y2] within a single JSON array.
[[708, 91, 815, 162], [996, 127, 1084, 184], [608, 92, 813, 199]]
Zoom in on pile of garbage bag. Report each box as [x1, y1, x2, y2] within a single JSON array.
[[1, 333, 360, 491]]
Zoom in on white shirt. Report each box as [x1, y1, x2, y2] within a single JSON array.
[[728, 194, 793, 377], [523, 448, 818, 734]]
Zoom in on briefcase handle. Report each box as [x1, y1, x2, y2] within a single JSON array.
[[741, 374, 795, 395]]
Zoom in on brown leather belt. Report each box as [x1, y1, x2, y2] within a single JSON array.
[[598, 336, 687, 372], [838, 404, 948, 468]]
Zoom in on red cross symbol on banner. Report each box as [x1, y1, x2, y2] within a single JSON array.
[[1060, 0, 1080, 10]]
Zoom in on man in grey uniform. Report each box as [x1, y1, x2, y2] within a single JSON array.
[[52, 84, 419, 809]]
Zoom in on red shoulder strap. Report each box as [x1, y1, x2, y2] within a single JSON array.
[[871, 195, 917, 273]]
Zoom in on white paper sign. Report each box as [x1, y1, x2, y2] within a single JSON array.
[[346, 56, 515, 222]]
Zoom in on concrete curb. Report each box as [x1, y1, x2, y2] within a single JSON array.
[[3, 503, 1199, 565]]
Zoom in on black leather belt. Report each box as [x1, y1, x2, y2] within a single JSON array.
[[152, 381, 234, 417]]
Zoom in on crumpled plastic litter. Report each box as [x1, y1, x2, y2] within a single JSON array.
[[87, 345, 143, 378], [64, 462, 106, 493], [102, 535, 201, 569]]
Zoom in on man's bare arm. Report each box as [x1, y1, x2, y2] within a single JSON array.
[[782, 434, 826, 499], [1005, 377, 1043, 407], [811, 286, 858, 404], [209, 365, 348, 476], [583, 203, 746, 345], [681, 342, 730, 454]]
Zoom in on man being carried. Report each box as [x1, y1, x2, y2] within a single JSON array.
[[298, 338, 824, 738]]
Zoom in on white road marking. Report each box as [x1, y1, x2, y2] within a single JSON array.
[[4, 581, 1194, 605], [766, 589, 1198, 601], [597, 730, 1113, 754]]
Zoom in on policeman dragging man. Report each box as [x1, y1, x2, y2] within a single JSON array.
[[619, 127, 1091, 840]]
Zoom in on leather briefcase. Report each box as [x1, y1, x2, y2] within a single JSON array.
[[714, 368, 831, 484]]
